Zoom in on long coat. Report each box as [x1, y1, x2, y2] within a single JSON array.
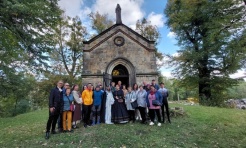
[[49, 87, 64, 115]]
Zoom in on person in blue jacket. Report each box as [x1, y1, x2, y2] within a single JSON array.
[[146, 85, 163, 126], [92, 85, 104, 125], [62, 87, 74, 132]]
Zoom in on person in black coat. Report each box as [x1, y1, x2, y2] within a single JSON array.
[[45, 80, 64, 139]]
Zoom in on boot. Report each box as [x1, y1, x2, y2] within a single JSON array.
[[97, 116, 100, 125], [45, 132, 50, 139]]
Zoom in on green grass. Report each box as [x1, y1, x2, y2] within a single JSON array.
[[0, 104, 246, 148]]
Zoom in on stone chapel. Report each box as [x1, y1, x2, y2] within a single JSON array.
[[82, 4, 158, 87]]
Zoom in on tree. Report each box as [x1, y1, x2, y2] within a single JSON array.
[[136, 18, 163, 62], [165, 0, 246, 106], [0, 0, 62, 72], [228, 80, 246, 99], [0, 69, 36, 117], [0, 0, 62, 116], [50, 15, 88, 80], [88, 12, 114, 34]]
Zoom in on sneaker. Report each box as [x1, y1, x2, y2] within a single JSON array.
[[149, 122, 154, 126], [157, 122, 161, 127]]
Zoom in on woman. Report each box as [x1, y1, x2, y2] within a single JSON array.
[[82, 85, 87, 91], [137, 85, 147, 124], [122, 84, 128, 98], [146, 85, 162, 126], [111, 85, 129, 123], [105, 86, 114, 124], [63, 87, 74, 132], [133, 83, 139, 94], [125, 86, 137, 123], [133, 83, 141, 121], [72, 84, 82, 129]]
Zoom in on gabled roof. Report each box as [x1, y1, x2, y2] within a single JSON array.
[[83, 24, 155, 52], [83, 23, 155, 44]]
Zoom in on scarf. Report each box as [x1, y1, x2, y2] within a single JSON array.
[[150, 90, 155, 95]]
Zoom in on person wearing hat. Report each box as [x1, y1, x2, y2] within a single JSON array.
[[92, 85, 104, 125]]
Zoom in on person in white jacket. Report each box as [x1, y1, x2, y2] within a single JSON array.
[[105, 86, 115, 124]]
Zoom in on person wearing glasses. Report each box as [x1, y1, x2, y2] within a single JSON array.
[[57, 82, 70, 132], [45, 80, 64, 139]]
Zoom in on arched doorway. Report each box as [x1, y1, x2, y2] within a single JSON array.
[[104, 57, 136, 88], [112, 64, 129, 87]]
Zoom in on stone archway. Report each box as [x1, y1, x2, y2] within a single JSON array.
[[105, 57, 136, 87]]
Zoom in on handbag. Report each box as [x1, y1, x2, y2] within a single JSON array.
[[131, 100, 138, 109], [66, 96, 75, 111], [152, 100, 162, 106], [129, 92, 138, 109]]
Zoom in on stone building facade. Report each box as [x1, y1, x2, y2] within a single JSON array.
[[82, 5, 158, 87]]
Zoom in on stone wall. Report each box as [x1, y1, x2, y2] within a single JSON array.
[[83, 25, 157, 75], [82, 24, 158, 86], [136, 75, 158, 85]]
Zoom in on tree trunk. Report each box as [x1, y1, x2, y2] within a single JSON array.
[[198, 60, 211, 104]]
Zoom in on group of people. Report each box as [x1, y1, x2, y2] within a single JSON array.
[[45, 79, 170, 139]]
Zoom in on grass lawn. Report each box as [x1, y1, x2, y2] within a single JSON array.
[[0, 103, 246, 148]]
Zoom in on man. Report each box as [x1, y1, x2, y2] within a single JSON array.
[[158, 82, 171, 123], [151, 79, 159, 90], [57, 82, 70, 132], [110, 82, 116, 92], [82, 83, 93, 128], [45, 80, 64, 139], [143, 81, 148, 91], [117, 80, 123, 89], [92, 86, 104, 125]]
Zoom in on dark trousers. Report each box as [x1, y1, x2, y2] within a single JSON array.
[[46, 110, 59, 132], [57, 113, 63, 129], [128, 110, 135, 122], [83, 104, 92, 125], [138, 107, 146, 123], [149, 109, 161, 123], [161, 97, 171, 123]]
